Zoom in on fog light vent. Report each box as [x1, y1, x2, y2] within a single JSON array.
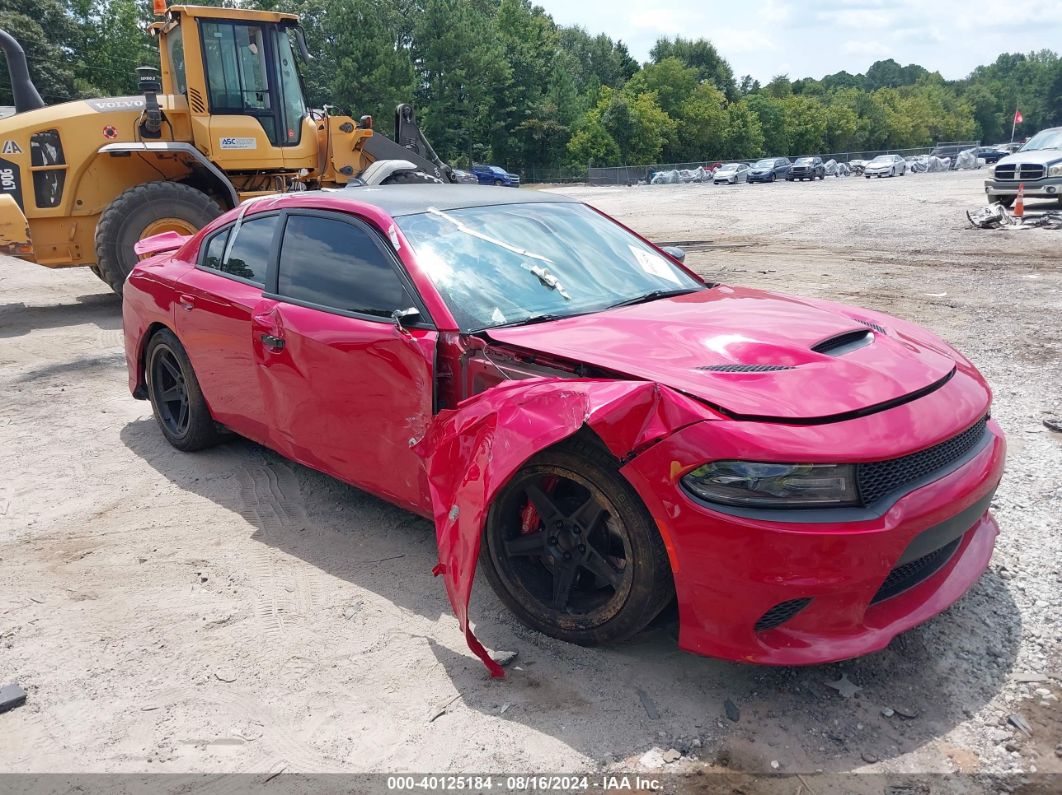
[[754, 598, 812, 632]]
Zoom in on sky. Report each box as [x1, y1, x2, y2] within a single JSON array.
[[535, 0, 1062, 82]]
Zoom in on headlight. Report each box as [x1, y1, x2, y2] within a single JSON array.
[[681, 461, 859, 508], [1048, 163, 1062, 177], [988, 164, 997, 176]]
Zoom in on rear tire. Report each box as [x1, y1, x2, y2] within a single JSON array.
[[145, 328, 223, 452], [481, 439, 673, 645], [95, 182, 221, 297]]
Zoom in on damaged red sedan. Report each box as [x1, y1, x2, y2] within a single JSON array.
[[123, 186, 1005, 676]]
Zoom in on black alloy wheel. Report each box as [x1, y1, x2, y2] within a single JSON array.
[[482, 442, 673, 645], [145, 329, 224, 452], [151, 345, 190, 437]]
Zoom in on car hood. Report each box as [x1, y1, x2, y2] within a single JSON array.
[[998, 149, 1062, 165], [485, 286, 959, 421]]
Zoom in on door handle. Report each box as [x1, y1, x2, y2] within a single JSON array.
[[260, 333, 285, 350], [178, 294, 194, 312]]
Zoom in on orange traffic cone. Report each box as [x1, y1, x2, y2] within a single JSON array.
[[1014, 183, 1025, 219]]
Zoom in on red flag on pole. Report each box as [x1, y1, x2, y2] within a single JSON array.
[[1014, 109, 1023, 125]]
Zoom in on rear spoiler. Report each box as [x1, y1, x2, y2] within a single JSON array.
[[133, 231, 191, 260]]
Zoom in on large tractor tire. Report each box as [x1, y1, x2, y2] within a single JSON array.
[[95, 182, 222, 296]]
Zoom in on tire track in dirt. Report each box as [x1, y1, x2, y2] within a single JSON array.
[[235, 463, 309, 643]]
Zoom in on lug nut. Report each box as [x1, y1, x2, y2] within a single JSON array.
[[578, 544, 586, 553], [563, 552, 571, 560], [548, 536, 558, 545]]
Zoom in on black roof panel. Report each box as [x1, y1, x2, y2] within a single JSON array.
[[333, 184, 576, 217]]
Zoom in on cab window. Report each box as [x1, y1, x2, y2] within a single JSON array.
[[276, 214, 415, 319], [167, 26, 187, 94], [201, 21, 276, 143]]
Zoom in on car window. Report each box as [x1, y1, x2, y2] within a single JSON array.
[[221, 215, 277, 284], [201, 227, 229, 271], [277, 214, 414, 318]]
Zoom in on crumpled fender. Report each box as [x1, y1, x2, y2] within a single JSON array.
[[414, 378, 709, 676]]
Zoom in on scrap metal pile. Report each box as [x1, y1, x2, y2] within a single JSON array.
[[967, 203, 1062, 229]]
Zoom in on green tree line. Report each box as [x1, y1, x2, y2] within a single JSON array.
[[3, 0, 1061, 172]]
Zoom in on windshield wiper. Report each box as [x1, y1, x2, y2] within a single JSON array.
[[607, 287, 702, 310]]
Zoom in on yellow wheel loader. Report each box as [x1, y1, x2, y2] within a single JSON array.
[[0, 4, 454, 295]]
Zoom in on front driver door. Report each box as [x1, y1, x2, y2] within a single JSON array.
[[176, 213, 281, 444], [253, 210, 437, 515]]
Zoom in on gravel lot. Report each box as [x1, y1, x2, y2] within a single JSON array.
[[0, 169, 1058, 787]]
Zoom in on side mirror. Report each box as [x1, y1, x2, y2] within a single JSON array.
[[392, 307, 420, 328], [661, 245, 686, 263]]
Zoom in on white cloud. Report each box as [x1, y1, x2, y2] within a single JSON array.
[[534, 0, 1062, 82], [822, 8, 897, 29], [841, 40, 891, 57]]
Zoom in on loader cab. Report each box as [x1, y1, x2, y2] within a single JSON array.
[[198, 19, 306, 146], [155, 6, 314, 169]]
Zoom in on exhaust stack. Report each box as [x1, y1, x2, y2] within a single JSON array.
[[0, 29, 45, 113]]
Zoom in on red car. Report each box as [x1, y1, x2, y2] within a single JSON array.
[[123, 186, 1005, 676]]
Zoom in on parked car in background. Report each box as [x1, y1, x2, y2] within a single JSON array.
[[864, 154, 907, 178], [788, 157, 825, 181], [123, 185, 1006, 669], [713, 163, 751, 184], [452, 169, 478, 185], [472, 164, 521, 187], [984, 127, 1062, 207], [747, 157, 791, 183], [975, 147, 1008, 164]]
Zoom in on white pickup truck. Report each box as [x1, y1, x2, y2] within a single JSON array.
[[984, 127, 1062, 206]]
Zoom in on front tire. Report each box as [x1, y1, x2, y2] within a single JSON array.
[[145, 329, 223, 452], [95, 182, 221, 297], [481, 440, 673, 645]]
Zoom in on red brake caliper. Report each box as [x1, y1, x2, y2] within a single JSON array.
[[519, 476, 559, 535]]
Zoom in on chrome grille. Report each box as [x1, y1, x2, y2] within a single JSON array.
[[994, 163, 1045, 181]]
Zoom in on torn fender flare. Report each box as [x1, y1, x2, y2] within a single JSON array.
[[414, 378, 711, 676]]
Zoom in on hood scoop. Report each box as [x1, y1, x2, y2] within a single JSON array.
[[697, 364, 795, 373], [812, 329, 875, 357]]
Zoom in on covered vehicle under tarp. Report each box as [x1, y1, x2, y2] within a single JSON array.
[[650, 166, 712, 185]]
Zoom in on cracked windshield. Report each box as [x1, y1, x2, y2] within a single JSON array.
[[395, 202, 703, 330]]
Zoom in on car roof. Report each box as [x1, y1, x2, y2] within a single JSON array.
[[251, 185, 576, 218]]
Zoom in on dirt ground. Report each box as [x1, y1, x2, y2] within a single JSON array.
[[0, 170, 1059, 784]]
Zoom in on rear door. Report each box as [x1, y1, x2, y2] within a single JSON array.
[[175, 213, 281, 444], [255, 210, 437, 513]]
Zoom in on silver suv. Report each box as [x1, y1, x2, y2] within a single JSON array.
[[984, 127, 1062, 206]]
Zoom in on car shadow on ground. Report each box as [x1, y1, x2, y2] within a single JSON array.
[[0, 293, 121, 339], [120, 418, 1021, 775]]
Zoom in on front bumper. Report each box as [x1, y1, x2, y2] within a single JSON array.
[[747, 172, 774, 182], [985, 178, 1062, 198], [620, 380, 1005, 665]]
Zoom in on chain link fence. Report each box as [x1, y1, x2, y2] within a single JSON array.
[[583, 142, 981, 186]]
